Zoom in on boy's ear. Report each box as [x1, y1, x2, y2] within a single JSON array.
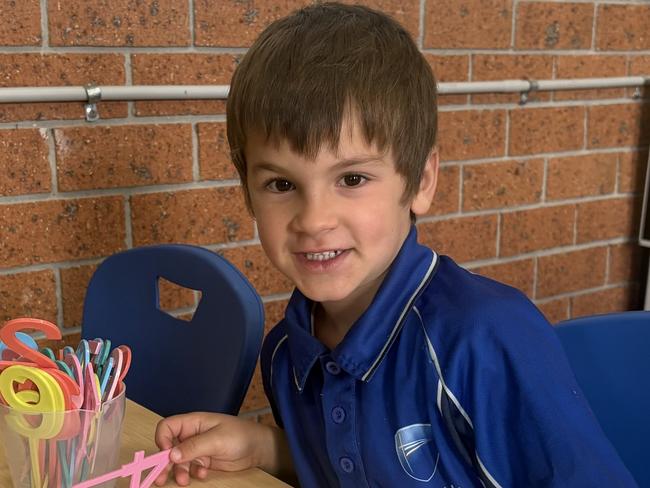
[[410, 149, 439, 216]]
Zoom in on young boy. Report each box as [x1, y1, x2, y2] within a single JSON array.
[[154, 3, 635, 487]]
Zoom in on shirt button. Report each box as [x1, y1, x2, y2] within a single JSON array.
[[325, 361, 341, 375], [339, 456, 354, 473], [331, 406, 346, 424]]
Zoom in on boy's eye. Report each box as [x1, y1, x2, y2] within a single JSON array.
[[340, 174, 367, 187], [266, 178, 295, 192]]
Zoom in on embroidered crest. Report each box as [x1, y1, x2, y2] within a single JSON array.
[[395, 423, 440, 482]]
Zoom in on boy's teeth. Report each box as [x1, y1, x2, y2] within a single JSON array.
[[305, 250, 341, 261]]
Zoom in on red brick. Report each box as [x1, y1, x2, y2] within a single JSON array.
[[0, 54, 125, 86], [176, 311, 196, 322], [537, 247, 607, 298], [241, 299, 291, 413], [0, 129, 51, 196], [0, 101, 127, 124], [471, 55, 553, 104], [576, 198, 639, 243], [60, 264, 96, 328], [157, 302, 195, 322], [424, 0, 512, 49], [546, 153, 617, 200], [629, 56, 650, 76], [0, 270, 57, 324], [241, 297, 290, 413], [588, 103, 650, 148], [0, 0, 41, 45], [619, 150, 649, 194], [438, 110, 506, 161], [54, 125, 193, 191], [629, 56, 650, 99], [194, 0, 300, 47], [195, 0, 420, 48], [500, 205, 575, 256], [555, 55, 627, 101], [130, 187, 254, 246], [609, 243, 645, 285], [264, 300, 289, 335], [241, 362, 265, 412], [473, 55, 553, 80], [48, 0, 189, 46], [351, 0, 421, 41], [158, 277, 198, 313], [571, 285, 640, 318], [509, 106, 585, 156], [427, 165, 460, 216], [596, 4, 650, 51], [0, 197, 126, 268], [0, 53, 127, 122], [417, 215, 498, 263], [471, 258, 534, 296], [38, 332, 82, 353], [220, 246, 293, 297], [132, 54, 238, 116], [198, 123, 238, 181], [463, 159, 543, 211], [537, 298, 570, 324], [515, 2, 593, 50], [426, 55, 469, 105], [241, 300, 286, 412]]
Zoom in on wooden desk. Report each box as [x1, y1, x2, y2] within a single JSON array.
[[0, 399, 290, 488]]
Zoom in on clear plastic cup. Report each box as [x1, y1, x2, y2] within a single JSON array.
[[0, 386, 126, 488]]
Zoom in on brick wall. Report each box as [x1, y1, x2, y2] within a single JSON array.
[[0, 1, 648, 419]]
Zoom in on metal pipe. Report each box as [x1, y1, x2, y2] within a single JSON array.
[[0, 85, 231, 103], [0, 76, 647, 103], [441, 76, 648, 94]]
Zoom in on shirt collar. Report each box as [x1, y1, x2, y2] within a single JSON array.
[[284, 226, 438, 391]]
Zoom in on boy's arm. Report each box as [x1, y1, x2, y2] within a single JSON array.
[[260, 423, 298, 485], [154, 412, 297, 486]]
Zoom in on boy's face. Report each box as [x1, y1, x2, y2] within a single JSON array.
[[245, 120, 437, 312]]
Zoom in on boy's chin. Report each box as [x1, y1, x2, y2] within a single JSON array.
[[297, 285, 353, 304]]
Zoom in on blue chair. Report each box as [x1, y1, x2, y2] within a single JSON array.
[[81, 244, 264, 418], [555, 311, 650, 487]]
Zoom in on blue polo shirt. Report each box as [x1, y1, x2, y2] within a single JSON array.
[[261, 227, 635, 487]]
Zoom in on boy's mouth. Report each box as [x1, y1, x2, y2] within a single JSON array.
[[304, 250, 344, 261]]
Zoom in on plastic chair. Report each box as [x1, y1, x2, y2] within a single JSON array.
[[81, 244, 264, 418], [555, 311, 650, 487]]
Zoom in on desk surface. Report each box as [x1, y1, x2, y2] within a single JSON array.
[[0, 399, 290, 488]]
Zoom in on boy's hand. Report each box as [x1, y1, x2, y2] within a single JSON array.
[[154, 412, 272, 486]]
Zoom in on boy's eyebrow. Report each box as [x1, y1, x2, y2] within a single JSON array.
[[248, 161, 286, 173], [330, 156, 386, 169], [250, 156, 386, 173]]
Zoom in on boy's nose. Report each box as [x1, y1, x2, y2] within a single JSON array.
[[291, 194, 338, 236]]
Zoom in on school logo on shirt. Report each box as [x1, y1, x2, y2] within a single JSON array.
[[395, 423, 440, 482]]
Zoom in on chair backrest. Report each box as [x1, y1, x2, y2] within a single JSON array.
[[555, 311, 650, 486], [82, 244, 264, 418]]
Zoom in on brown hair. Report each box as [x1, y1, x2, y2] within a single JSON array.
[[227, 2, 437, 207]]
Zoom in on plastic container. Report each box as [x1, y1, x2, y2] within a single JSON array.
[[0, 386, 126, 488]]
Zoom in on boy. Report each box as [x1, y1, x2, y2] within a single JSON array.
[[155, 3, 635, 487]]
